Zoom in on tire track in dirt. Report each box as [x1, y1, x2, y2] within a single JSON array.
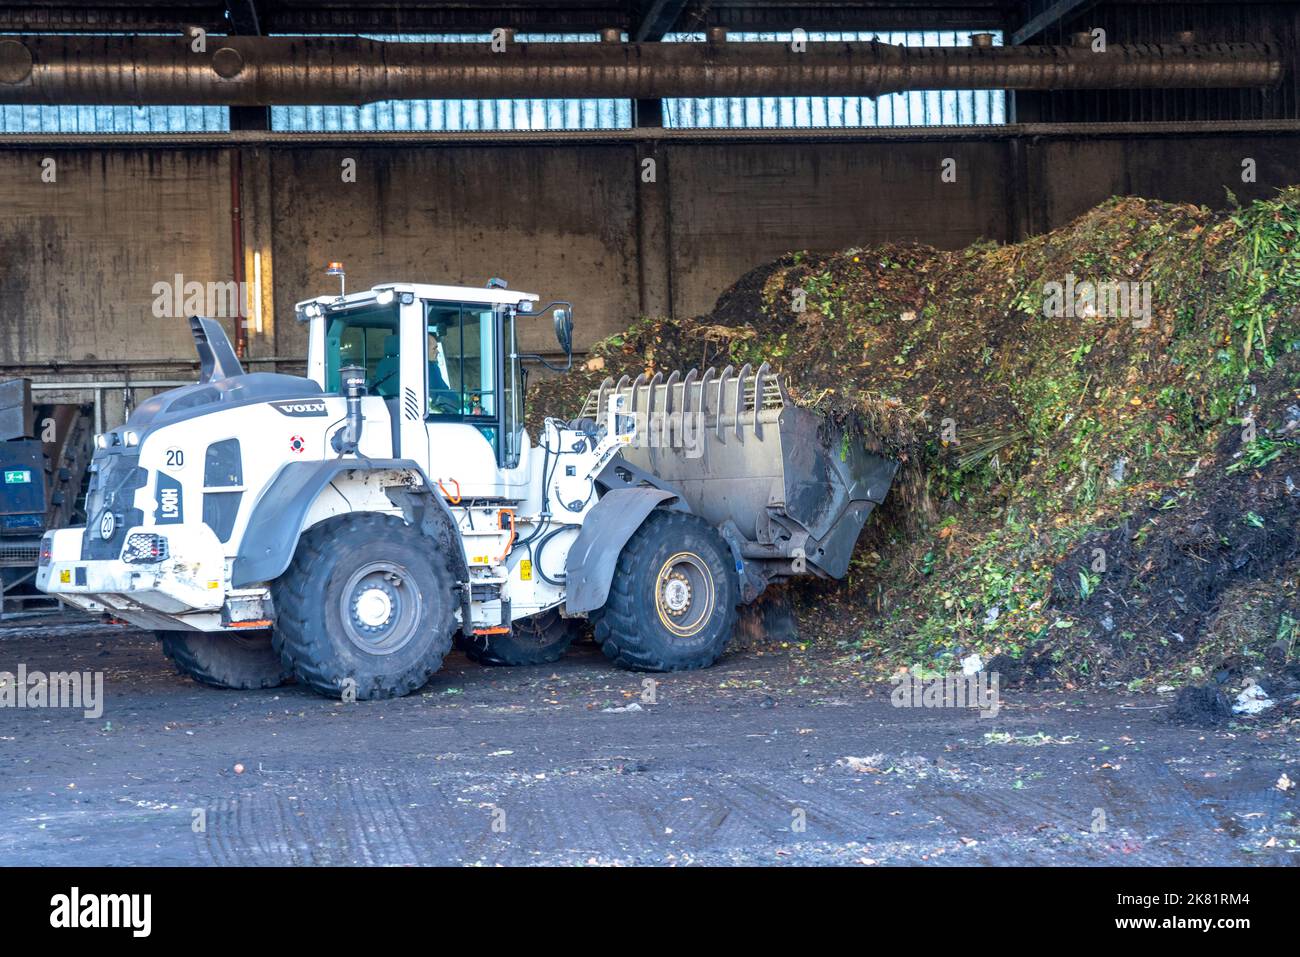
[[5, 623, 1293, 866]]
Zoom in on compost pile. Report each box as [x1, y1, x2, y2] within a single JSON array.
[[532, 190, 1300, 689]]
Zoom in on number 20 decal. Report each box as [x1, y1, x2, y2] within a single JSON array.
[[165, 448, 185, 468]]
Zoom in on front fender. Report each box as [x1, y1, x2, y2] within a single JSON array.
[[563, 487, 680, 615]]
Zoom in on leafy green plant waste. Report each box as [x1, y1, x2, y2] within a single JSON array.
[[531, 191, 1300, 688]]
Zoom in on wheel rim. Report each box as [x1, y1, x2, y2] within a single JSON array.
[[654, 551, 715, 638], [339, 561, 423, 655], [516, 609, 563, 647]]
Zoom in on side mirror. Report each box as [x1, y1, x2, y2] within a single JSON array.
[[553, 308, 574, 356], [517, 301, 575, 373]]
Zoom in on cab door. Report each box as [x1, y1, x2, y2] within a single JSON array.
[[396, 294, 432, 469], [415, 300, 502, 497]]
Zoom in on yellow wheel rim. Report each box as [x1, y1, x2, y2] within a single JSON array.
[[654, 551, 715, 638]]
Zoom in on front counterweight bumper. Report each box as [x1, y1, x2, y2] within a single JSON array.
[[37, 524, 239, 631]]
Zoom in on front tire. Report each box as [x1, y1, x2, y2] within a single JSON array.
[[271, 513, 457, 700], [159, 629, 291, 690], [591, 510, 739, 671]]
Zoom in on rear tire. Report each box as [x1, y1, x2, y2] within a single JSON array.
[[271, 513, 457, 700], [458, 608, 576, 666], [159, 629, 291, 690], [591, 510, 739, 671]]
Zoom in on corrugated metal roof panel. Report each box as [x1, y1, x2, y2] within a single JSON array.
[[662, 30, 1006, 128], [271, 33, 633, 132], [1, 104, 228, 133]]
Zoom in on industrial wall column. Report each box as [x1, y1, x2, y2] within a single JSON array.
[[634, 141, 673, 318], [230, 149, 247, 358], [0, 34, 1283, 105]]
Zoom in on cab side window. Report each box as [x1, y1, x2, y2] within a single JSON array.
[[425, 304, 461, 415], [422, 300, 524, 469], [425, 304, 497, 419]]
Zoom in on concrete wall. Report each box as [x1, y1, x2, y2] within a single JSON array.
[[662, 141, 1010, 318], [2, 131, 1299, 388], [265, 145, 639, 359], [1024, 134, 1300, 234], [0, 149, 231, 365]]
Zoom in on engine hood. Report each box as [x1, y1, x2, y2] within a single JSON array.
[[99, 315, 327, 448], [128, 372, 324, 433]]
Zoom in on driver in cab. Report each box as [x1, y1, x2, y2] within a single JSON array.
[[426, 326, 462, 415]]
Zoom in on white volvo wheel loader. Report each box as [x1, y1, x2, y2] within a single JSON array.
[[38, 280, 897, 699]]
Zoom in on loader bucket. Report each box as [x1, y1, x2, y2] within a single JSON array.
[[581, 365, 898, 579]]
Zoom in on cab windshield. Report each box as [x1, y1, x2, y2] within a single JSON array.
[[323, 301, 400, 395]]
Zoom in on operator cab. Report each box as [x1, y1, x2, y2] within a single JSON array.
[[296, 280, 573, 498]]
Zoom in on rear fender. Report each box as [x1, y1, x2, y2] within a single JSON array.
[[231, 458, 466, 588]]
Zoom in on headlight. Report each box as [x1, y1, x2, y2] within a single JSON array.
[[94, 433, 108, 449], [304, 303, 323, 319], [122, 533, 169, 564], [124, 430, 140, 446], [38, 533, 54, 567], [376, 289, 395, 305]]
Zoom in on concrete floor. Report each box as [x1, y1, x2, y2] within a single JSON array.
[[1, 619, 1296, 866]]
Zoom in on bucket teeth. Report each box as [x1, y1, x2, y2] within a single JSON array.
[[580, 360, 896, 581], [580, 364, 787, 440]]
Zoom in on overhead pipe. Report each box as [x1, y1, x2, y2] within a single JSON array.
[[0, 34, 1283, 106]]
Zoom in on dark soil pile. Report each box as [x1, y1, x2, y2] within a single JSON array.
[[531, 190, 1300, 688], [1050, 353, 1300, 683]]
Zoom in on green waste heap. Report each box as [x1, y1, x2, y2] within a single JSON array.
[[533, 190, 1300, 687]]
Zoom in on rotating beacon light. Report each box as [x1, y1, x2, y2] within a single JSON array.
[[326, 260, 346, 297]]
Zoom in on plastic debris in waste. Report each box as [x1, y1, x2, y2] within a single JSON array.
[[1231, 682, 1275, 715]]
